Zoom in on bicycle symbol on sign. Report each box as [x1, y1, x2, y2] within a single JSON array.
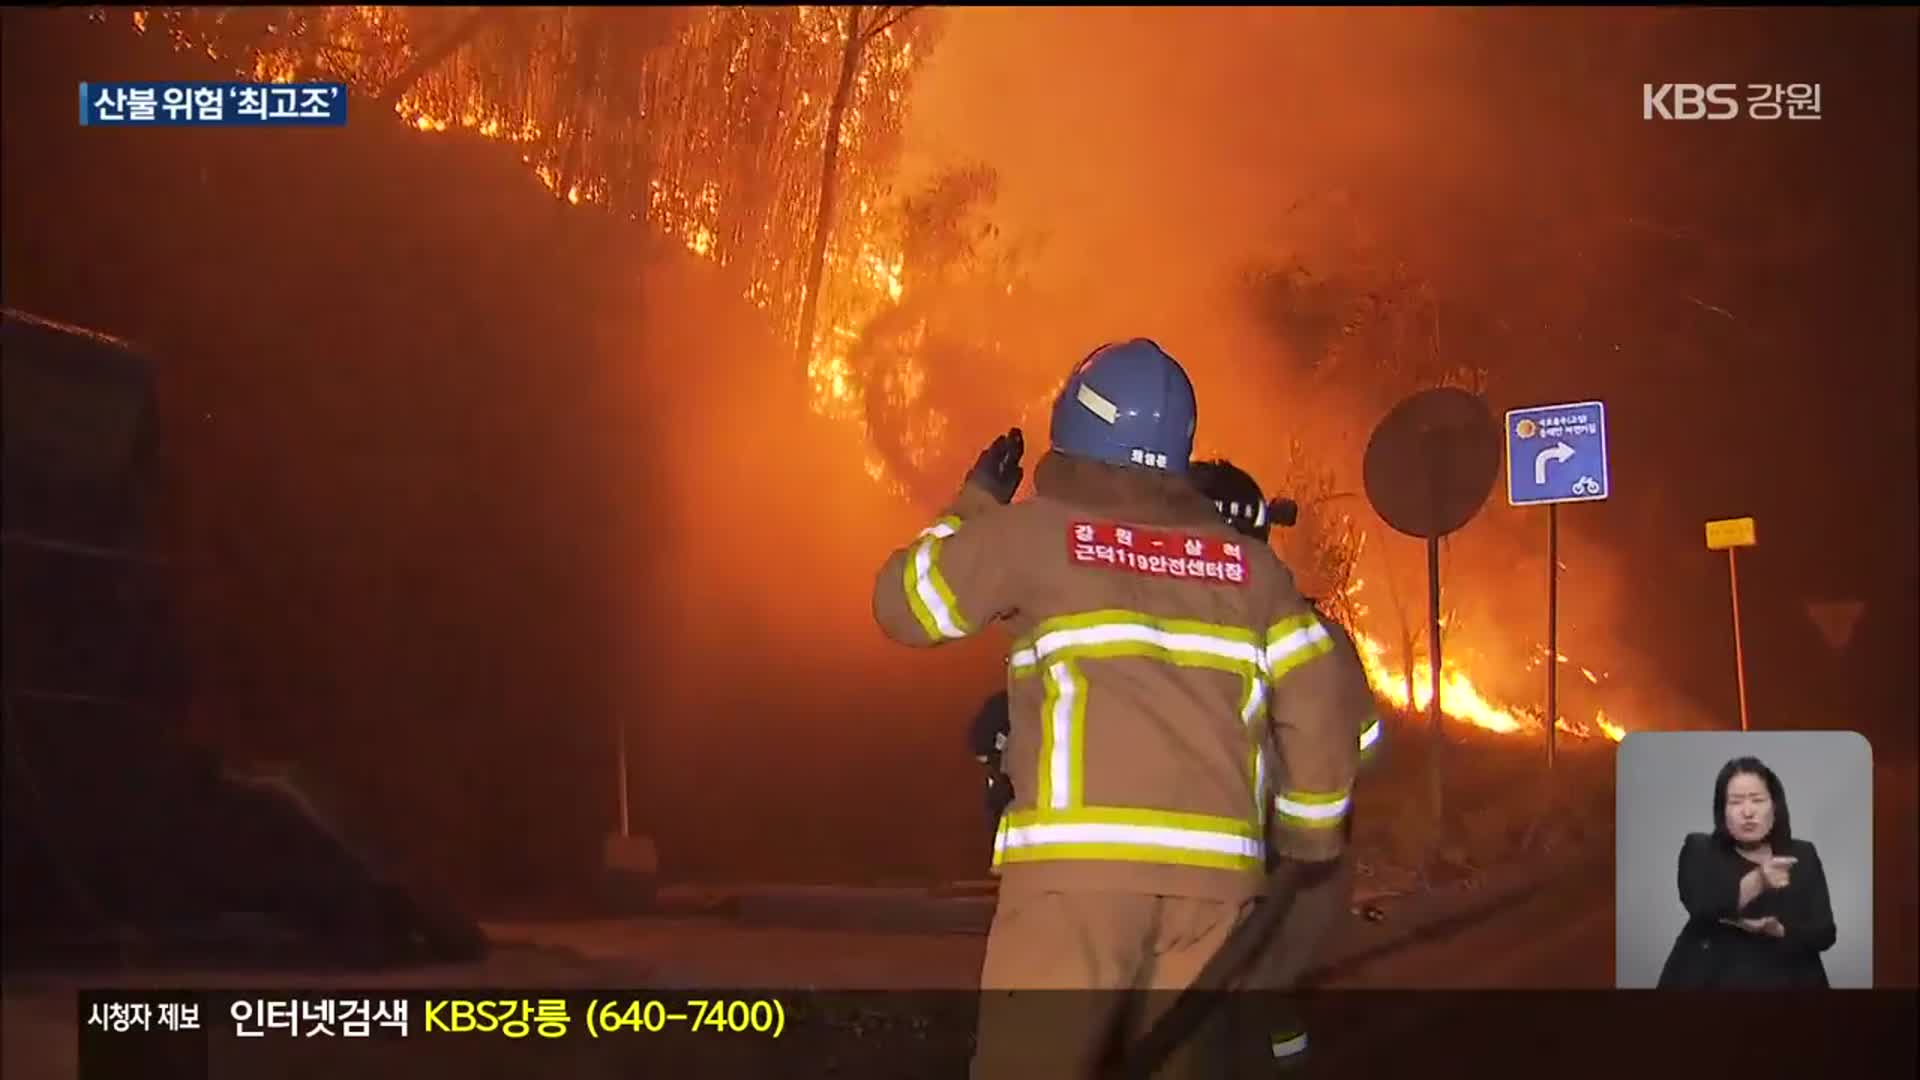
[[1571, 476, 1601, 497]]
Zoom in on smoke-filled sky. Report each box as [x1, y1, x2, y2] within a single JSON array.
[[906, 8, 1499, 295], [897, 6, 1918, 738]]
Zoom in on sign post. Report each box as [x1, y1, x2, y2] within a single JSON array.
[[1547, 503, 1558, 769], [1705, 516, 1758, 731], [1505, 400, 1611, 773], [1362, 388, 1502, 865], [615, 713, 631, 840]]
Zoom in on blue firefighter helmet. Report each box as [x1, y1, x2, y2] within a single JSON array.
[[1048, 338, 1197, 474]]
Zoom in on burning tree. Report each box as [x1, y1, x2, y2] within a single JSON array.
[[1267, 438, 1366, 633], [850, 163, 1042, 507], [118, 5, 940, 426], [1244, 241, 1487, 694], [792, 6, 926, 380]]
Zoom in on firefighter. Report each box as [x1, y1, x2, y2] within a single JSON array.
[[871, 339, 1363, 1080], [1188, 459, 1385, 1073], [969, 689, 1015, 829], [964, 470, 1382, 838]]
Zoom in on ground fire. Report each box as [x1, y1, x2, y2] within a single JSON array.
[[1351, 621, 1627, 743], [1335, 572, 1627, 743]]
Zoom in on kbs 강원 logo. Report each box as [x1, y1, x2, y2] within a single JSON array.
[[1642, 83, 1739, 120], [1642, 83, 1823, 121]]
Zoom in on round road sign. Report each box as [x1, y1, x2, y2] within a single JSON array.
[[1362, 387, 1502, 540]]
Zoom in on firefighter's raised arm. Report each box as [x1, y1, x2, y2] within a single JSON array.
[[1262, 586, 1367, 863], [871, 430, 1025, 647]]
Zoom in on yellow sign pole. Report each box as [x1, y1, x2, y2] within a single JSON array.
[[1705, 517, 1758, 732], [1726, 547, 1750, 732]]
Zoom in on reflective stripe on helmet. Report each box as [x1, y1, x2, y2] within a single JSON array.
[[902, 517, 970, 641], [1271, 1030, 1309, 1058], [991, 806, 1263, 873], [1274, 788, 1351, 830]]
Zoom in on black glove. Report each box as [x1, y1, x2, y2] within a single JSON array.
[[969, 692, 1011, 762], [971, 693, 1015, 828], [968, 428, 1025, 504], [985, 770, 1015, 826]]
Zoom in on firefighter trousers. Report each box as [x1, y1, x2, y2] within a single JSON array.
[[1250, 850, 1354, 988], [1229, 843, 1356, 1073], [970, 888, 1254, 1080]]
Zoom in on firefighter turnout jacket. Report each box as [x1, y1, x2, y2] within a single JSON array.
[[873, 451, 1365, 903], [1314, 612, 1382, 770]]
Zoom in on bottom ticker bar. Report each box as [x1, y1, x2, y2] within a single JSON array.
[[76, 988, 1917, 1079]]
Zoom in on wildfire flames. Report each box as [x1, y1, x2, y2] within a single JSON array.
[[1345, 578, 1626, 743], [128, 5, 916, 448], [123, 8, 1633, 748]]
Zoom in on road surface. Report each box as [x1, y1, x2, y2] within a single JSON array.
[[1319, 851, 1615, 990]]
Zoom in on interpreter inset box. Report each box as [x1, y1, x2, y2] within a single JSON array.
[[1614, 730, 1873, 989]]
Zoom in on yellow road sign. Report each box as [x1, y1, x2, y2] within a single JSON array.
[[1705, 516, 1756, 550]]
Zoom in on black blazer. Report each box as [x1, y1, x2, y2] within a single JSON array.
[[1656, 833, 1836, 989]]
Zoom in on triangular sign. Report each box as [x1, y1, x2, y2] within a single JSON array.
[[1805, 600, 1865, 651]]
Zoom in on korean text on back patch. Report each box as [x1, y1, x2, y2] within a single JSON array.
[[1067, 521, 1248, 585]]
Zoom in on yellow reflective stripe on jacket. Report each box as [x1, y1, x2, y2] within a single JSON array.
[[1266, 719, 1377, 825], [1035, 661, 1089, 810], [1002, 611, 1267, 860], [1009, 610, 1263, 676], [1273, 788, 1351, 830], [991, 806, 1263, 873], [1358, 714, 1383, 758], [917, 516, 962, 540], [1265, 613, 1335, 681], [901, 516, 970, 641], [1243, 672, 1268, 822]]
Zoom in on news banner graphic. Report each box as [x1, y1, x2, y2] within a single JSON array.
[[80, 990, 792, 1078], [74, 987, 1919, 1078], [80, 81, 348, 126], [82, 990, 785, 1041], [1505, 400, 1611, 773], [1642, 82, 1822, 121]]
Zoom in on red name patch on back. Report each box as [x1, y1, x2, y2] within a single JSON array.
[[1066, 521, 1249, 585]]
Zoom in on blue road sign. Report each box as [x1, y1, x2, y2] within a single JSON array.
[[1505, 400, 1610, 506]]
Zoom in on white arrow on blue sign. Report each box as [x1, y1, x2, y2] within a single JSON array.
[[1505, 400, 1610, 506]]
